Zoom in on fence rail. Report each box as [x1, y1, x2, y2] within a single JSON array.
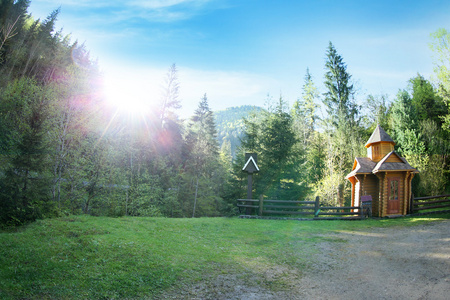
[[238, 193, 450, 220], [237, 196, 365, 220], [411, 194, 450, 214]]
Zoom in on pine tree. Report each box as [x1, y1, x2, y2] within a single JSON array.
[[319, 42, 363, 206], [240, 96, 299, 200], [0, 78, 54, 225], [292, 69, 319, 146], [323, 42, 358, 128], [158, 63, 181, 128], [291, 69, 322, 192], [183, 94, 223, 217], [0, 0, 31, 84]]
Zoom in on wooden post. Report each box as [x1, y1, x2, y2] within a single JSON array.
[[402, 174, 408, 215], [246, 173, 253, 215], [259, 195, 264, 216], [242, 153, 259, 215], [315, 196, 320, 215], [247, 174, 253, 200]]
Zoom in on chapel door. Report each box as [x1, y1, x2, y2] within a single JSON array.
[[387, 178, 400, 214]]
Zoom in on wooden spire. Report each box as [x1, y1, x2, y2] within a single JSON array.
[[365, 125, 395, 148]]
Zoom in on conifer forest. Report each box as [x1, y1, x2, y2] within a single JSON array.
[[1, 1, 450, 226]]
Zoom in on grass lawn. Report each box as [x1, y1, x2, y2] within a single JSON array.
[[1, 213, 449, 299]]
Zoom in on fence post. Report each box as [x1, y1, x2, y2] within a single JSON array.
[[315, 196, 320, 216], [259, 195, 264, 216]]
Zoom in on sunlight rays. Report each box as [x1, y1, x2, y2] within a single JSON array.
[[103, 76, 155, 115], [98, 67, 164, 151]]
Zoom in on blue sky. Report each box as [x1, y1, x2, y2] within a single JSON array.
[[29, 0, 450, 117]]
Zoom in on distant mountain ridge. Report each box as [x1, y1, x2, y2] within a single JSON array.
[[214, 105, 264, 158]]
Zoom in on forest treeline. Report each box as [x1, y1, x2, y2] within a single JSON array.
[[1, 1, 449, 226]]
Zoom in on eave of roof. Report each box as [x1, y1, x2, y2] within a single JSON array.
[[345, 157, 376, 179], [345, 151, 419, 179], [372, 151, 417, 173]]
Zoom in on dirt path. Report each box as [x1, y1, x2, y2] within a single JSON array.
[[296, 220, 450, 300], [161, 220, 450, 299]]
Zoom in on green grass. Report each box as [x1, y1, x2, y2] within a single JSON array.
[[1, 213, 449, 299]]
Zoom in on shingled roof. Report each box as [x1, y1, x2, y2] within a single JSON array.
[[373, 151, 418, 173], [346, 151, 418, 179], [345, 157, 376, 179], [365, 125, 395, 148]]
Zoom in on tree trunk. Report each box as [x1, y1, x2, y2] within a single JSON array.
[[192, 176, 199, 218], [125, 189, 129, 216]]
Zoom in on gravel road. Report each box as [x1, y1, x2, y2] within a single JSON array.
[[161, 219, 450, 300]]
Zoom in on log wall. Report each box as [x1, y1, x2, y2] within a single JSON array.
[[355, 174, 379, 215]]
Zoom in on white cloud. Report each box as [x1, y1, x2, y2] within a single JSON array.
[[130, 0, 226, 23], [33, 0, 113, 8], [34, 0, 221, 22], [129, 0, 211, 10]]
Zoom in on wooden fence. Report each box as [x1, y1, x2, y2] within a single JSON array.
[[410, 194, 450, 214], [237, 196, 365, 220]]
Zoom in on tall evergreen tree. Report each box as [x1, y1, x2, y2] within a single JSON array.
[[318, 42, 363, 206], [239, 97, 300, 200], [154, 64, 184, 168], [158, 63, 181, 127], [292, 68, 319, 145], [182, 94, 223, 217], [292, 69, 323, 191], [323, 42, 358, 128], [260, 97, 299, 199], [0, 78, 54, 225]]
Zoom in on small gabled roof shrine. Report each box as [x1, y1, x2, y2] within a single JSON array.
[[365, 125, 395, 148], [242, 155, 259, 173]]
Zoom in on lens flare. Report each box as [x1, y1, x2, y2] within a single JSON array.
[[103, 75, 155, 114]]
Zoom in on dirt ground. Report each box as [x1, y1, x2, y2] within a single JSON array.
[[161, 219, 450, 300]]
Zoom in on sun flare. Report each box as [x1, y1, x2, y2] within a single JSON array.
[[103, 72, 158, 115]]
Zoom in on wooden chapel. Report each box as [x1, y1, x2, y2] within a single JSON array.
[[345, 125, 419, 217]]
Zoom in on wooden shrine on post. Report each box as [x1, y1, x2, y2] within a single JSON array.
[[242, 153, 259, 215]]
